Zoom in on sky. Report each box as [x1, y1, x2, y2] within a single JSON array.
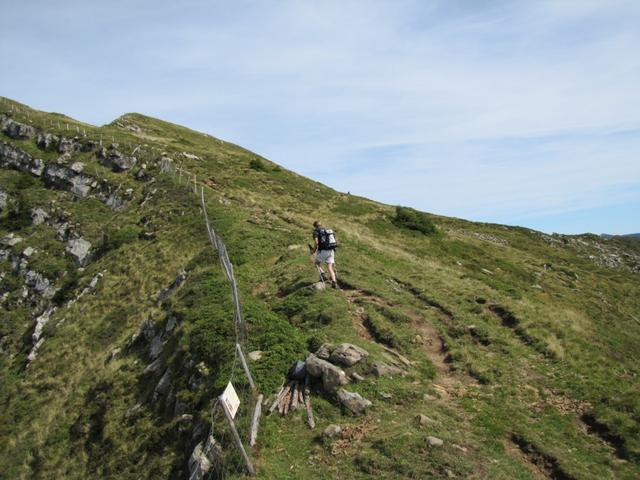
[[1, 0, 639, 235]]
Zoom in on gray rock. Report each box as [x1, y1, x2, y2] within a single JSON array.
[[22, 246, 35, 257], [0, 190, 7, 211], [288, 360, 307, 380], [336, 389, 372, 414], [158, 270, 187, 302], [97, 145, 137, 172], [102, 191, 127, 210], [315, 343, 334, 360], [153, 368, 172, 401], [247, 350, 263, 361], [43, 164, 94, 197], [188, 435, 221, 480], [0, 115, 36, 139], [134, 315, 156, 344], [329, 343, 369, 367], [57, 137, 77, 154], [149, 335, 163, 359], [427, 436, 444, 447], [165, 315, 178, 333], [416, 414, 436, 426], [0, 141, 45, 176], [323, 424, 342, 438], [79, 140, 99, 152], [371, 362, 404, 377], [174, 399, 188, 417], [143, 357, 164, 375], [36, 132, 59, 150], [1, 233, 23, 247], [66, 237, 92, 266], [27, 337, 45, 364], [32, 306, 56, 343], [350, 372, 365, 382], [312, 281, 326, 290], [70, 162, 85, 173], [24, 270, 57, 298], [305, 353, 348, 393], [31, 207, 49, 226]]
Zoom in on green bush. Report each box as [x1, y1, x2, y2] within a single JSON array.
[[99, 226, 142, 253], [249, 158, 269, 172], [393, 206, 437, 235]]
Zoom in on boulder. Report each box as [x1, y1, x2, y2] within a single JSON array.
[[188, 435, 221, 480], [31, 207, 49, 226], [43, 164, 94, 197], [0, 190, 7, 211], [36, 132, 60, 151], [70, 162, 85, 173], [66, 237, 92, 266], [97, 145, 137, 172], [336, 389, 372, 414], [0, 115, 36, 139], [323, 424, 342, 438], [288, 360, 307, 380], [57, 137, 76, 154], [315, 343, 334, 360], [24, 270, 57, 298], [0, 142, 45, 176], [22, 246, 35, 258], [306, 353, 348, 393], [427, 436, 444, 447], [371, 362, 404, 377], [329, 343, 369, 367], [416, 414, 436, 426], [247, 350, 263, 361]]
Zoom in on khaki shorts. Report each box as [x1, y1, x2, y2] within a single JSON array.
[[315, 249, 335, 265]]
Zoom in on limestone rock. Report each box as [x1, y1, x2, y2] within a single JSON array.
[[427, 436, 444, 447], [165, 315, 178, 333], [158, 270, 187, 302], [149, 335, 163, 359], [153, 368, 172, 401], [32, 306, 56, 343], [0, 190, 7, 211], [0, 141, 45, 176], [133, 315, 156, 344], [188, 435, 221, 480], [36, 132, 59, 150], [66, 237, 92, 266], [306, 353, 348, 393], [143, 357, 164, 375], [0, 115, 36, 139], [371, 362, 404, 377], [70, 162, 85, 173], [97, 145, 137, 172], [315, 343, 334, 360], [323, 424, 342, 438], [1, 233, 23, 247], [336, 389, 372, 414], [31, 207, 49, 226], [248, 350, 263, 361], [57, 137, 77, 154], [43, 164, 94, 197], [329, 343, 369, 367], [24, 270, 57, 298], [22, 246, 35, 258], [416, 414, 436, 426]]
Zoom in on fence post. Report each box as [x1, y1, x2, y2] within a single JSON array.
[[236, 343, 255, 390], [220, 399, 256, 476]]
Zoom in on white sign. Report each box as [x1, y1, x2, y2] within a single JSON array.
[[221, 382, 241, 419]]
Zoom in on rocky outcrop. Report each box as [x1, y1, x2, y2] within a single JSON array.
[[43, 163, 96, 198], [336, 389, 372, 414], [305, 353, 348, 393], [329, 343, 369, 367], [188, 435, 221, 480], [32, 306, 56, 343], [370, 362, 404, 377], [66, 237, 92, 266], [36, 132, 60, 151], [157, 270, 187, 303], [24, 269, 57, 298], [97, 144, 137, 172], [57, 137, 76, 154], [0, 114, 36, 139], [0, 141, 45, 176], [31, 207, 49, 226]]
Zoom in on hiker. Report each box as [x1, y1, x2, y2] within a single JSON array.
[[310, 220, 339, 288]]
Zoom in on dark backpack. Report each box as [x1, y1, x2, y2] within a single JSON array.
[[318, 228, 338, 250]]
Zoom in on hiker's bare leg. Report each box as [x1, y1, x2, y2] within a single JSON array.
[[327, 263, 337, 283]]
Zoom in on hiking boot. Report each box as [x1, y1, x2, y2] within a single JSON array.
[[331, 280, 338, 289], [320, 272, 327, 283]]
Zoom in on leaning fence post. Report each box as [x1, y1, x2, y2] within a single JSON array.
[[236, 343, 256, 390], [220, 398, 256, 476], [249, 394, 264, 447]]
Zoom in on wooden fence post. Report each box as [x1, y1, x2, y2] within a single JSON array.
[[220, 399, 256, 476]]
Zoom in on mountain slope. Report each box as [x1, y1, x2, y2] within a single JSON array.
[[1, 96, 639, 479]]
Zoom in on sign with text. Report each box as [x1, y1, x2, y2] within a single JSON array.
[[221, 382, 241, 419]]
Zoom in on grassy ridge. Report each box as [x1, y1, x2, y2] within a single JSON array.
[[0, 96, 639, 479]]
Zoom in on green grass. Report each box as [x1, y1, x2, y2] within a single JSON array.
[[1, 96, 639, 479]]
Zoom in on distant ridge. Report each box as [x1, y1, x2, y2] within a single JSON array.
[[601, 233, 640, 239]]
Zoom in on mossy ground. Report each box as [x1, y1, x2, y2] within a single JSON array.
[[1, 96, 639, 479]]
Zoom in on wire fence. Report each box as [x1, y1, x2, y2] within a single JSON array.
[[159, 158, 260, 478]]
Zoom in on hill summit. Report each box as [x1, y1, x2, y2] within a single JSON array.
[[1, 96, 639, 479]]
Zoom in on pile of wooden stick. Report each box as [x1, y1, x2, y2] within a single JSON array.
[[268, 376, 315, 428]]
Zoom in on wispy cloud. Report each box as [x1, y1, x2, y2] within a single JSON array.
[[1, 0, 639, 233]]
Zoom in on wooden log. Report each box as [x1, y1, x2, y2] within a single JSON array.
[[268, 383, 285, 415], [249, 394, 263, 447], [278, 383, 292, 415], [289, 382, 299, 412], [381, 345, 412, 366], [304, 375, 315, 429]]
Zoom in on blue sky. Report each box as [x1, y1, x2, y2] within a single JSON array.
[[1, 0, 639, 234]]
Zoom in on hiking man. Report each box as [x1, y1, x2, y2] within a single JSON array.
[[311, 220, 338, 288]]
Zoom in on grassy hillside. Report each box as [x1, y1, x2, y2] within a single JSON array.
[[1, 96, 639, 479]]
